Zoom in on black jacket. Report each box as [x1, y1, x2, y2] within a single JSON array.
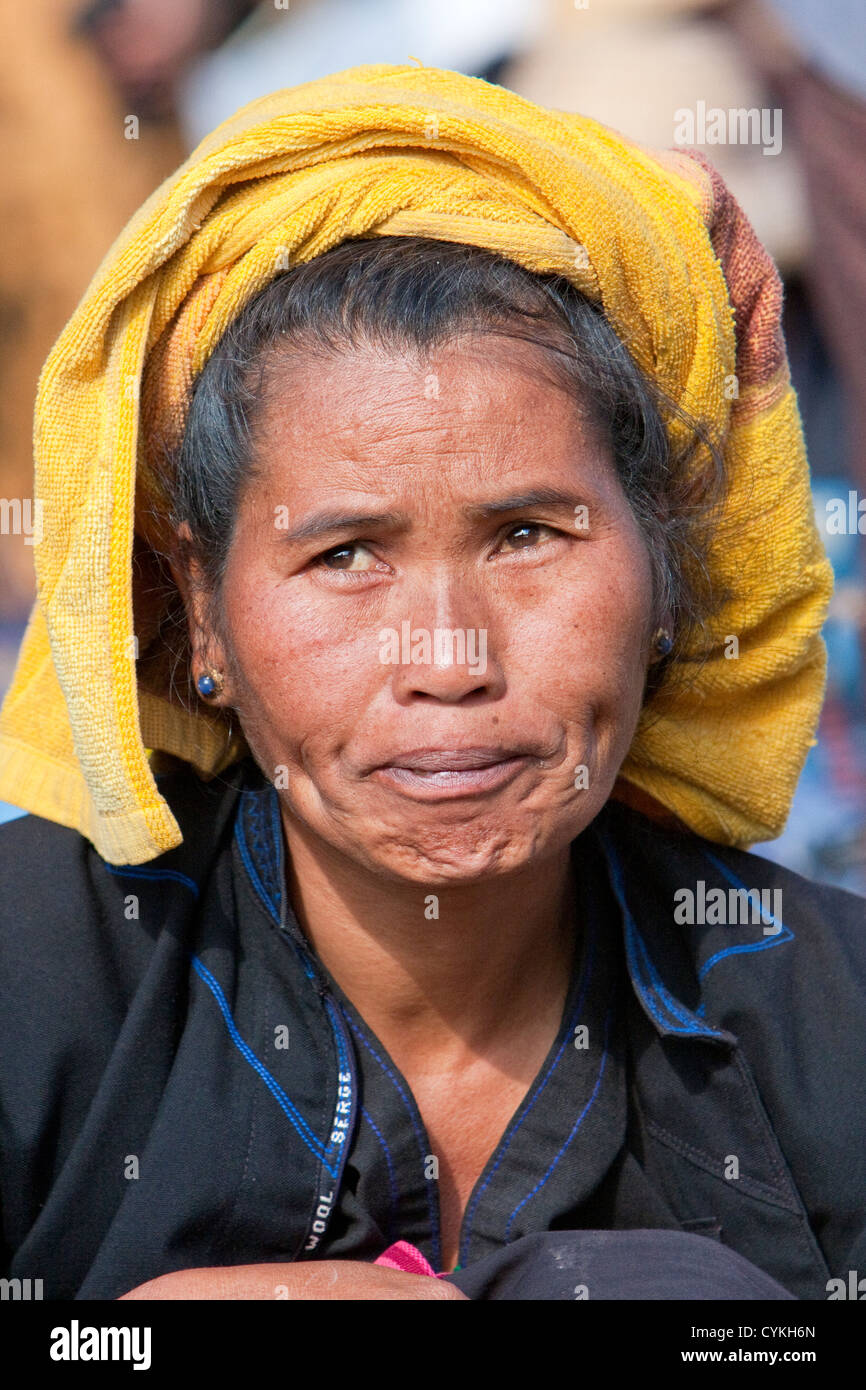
[[1, 755, 864, 1299]]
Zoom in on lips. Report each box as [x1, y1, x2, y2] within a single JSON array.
[[379, 746, 529, 773], [370, 751, 531, 801]]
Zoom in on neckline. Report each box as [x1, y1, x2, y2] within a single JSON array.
[[276, 833, 606, 1272], [234, 764, 733, 1048]]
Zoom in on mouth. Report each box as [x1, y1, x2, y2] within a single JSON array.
[[370, 746, 534, 800]]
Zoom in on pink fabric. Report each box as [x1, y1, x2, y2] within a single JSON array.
[[373, 1240, 452, 1278]]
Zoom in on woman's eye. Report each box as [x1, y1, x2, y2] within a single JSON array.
[[312, 524, 559, 573], [315, 541, 378, 571], [499, 522, 557, 550]]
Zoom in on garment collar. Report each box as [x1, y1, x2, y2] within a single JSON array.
[[234, 764, 740, 1049]]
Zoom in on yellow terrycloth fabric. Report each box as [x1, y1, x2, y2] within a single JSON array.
[[0, 63, 832, 864]]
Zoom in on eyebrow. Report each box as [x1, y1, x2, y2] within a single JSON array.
[[273, 488, 594, 544]]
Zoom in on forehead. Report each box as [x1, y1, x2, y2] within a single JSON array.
[[248, 334, 611, 496]]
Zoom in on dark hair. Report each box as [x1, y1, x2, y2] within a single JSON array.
[[160, 236, 730, 706]]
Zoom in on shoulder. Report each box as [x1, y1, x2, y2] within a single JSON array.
[[597, 796, 866, 1105], [0, 810, 106, 991], [695, 842, 866, 1272], [600, 795, 866, 943], [0, 759, 255, 1189], [0, 758, 253, 1009], [0, 758, 243, 918], [600, 798, 866, 1269]]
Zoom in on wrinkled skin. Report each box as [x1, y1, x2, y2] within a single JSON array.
[[153, 333, 668, 1298]]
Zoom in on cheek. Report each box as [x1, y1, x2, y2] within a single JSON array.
[[587, 567, 651, 677], [222, 579, 374, 734], [507, 545, 652, 708]]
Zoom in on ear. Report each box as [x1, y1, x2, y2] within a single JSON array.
[[648, 607, 674, 665], [167, 522, 207, 631], [168, 523, 232, 705]]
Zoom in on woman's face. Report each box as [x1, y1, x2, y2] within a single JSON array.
[[183, 334, 662, 884]]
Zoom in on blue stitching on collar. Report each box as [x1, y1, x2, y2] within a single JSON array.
[[600, 832, 725, 1040], [459, 912, 599, 1259], [190, 952, 336, 1177], [335, 1000, 442, 1272], [235, 791, 280, 927], [628, 911, 704, 1031], [111, 792, 360, 1205], [104, 864, 200, 899], [504, 993, 615, 1241], [237, 786, 362, 1210], [236, 781, 366, 1230], [317, 995, 360, 1227], [696, 849, 795, 983], [360, 1105, 400, 1248], [250, 787, 281, 917]]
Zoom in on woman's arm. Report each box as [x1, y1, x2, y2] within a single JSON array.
[[118, 1261, 468, 1300]]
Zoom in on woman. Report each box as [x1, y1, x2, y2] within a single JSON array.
[[0, 65, 863, 1302]]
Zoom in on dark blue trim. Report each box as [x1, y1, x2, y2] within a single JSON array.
[[697, 849, 795, 981], [189, 952, 337, 1178], [235, 782, 363, 1223], [504, 996, 615, 1241], [460, 912, 598, 1261], [269, 786, 283, 905], [322, 994, 358, 1164], [336, 1001, 442, 1273], [360, 1105, 400, 1246], [235, 790, 281, 927], [629, 912, 701, 1031], [104, 863, 200, 899], [691, 850, 795, 1015], [599, 832, 727, 1041], [108, 847, 340, 1174], [239, 785, 364, 1248]]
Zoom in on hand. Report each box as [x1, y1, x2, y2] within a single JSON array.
[[118, 1260, 469, 1300]]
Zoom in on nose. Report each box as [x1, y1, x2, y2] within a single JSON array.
[[382, 571, 505, 705]]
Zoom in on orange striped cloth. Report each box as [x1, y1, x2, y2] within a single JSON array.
[[0, 64, 832, 863]]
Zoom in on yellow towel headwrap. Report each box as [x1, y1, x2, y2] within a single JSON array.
[[0, 64, 832, 864]]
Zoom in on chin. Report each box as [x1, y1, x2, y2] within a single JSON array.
[[349, 810, 581, 886]]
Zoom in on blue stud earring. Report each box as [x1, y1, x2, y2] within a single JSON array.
[[653, 629, 673, 657], [197, 671, 223, 698]]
